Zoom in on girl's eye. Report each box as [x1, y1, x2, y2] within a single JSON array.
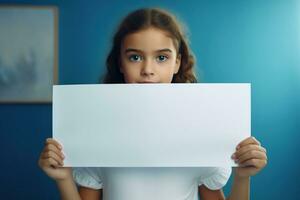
[[128, 54, 143, 62], [156, 55, 168, 62]]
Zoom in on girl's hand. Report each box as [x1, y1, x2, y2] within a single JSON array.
[[38, 138, 72, 181], [231, 136, 267, 178]]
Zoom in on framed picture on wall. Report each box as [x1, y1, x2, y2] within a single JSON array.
[[0, 5, 58, 103]]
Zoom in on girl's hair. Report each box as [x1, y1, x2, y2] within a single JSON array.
[[103, 8, 197, 83]]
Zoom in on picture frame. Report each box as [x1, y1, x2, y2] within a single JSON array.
[[0, 5, 58, 103]]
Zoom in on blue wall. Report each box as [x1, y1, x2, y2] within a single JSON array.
[[0, 0, 299, 199]]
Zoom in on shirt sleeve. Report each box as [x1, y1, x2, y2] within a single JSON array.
[[198, 167, 232, 190], [72, 167, 103, 190]]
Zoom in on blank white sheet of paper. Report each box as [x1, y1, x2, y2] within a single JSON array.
[[53, 83, 250, 167]]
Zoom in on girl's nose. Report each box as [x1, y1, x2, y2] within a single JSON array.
[[141, 59, 155, 76]]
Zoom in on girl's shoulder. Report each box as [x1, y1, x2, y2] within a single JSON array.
[[197, 167, 232, 190], [72, 167, 103, 190]]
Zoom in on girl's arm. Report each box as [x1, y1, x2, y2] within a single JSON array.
[[39, 138, 103, 200], [198, 176, 249, 200], [226, 136, 267, 200], [225, 174, 250, 200], [198, 185, 226, 200], [78, 187, 102, 200], [199, 136, 266, 200], [198, 177, 249, 200], [39, 138, 81, 200], [56, 178, 81, 200]]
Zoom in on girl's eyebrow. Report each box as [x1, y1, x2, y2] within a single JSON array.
[[124, 48, 173, 53]]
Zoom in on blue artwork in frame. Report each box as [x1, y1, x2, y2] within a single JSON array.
[[0, 6, 58, 103]]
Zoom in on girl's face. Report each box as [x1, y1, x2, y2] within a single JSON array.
[[120, 27, 181, 83]]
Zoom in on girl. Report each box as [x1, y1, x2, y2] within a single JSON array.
[[38, 8, 267, 200]]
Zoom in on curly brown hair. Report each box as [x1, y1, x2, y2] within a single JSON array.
[[102, 8, 197, 83]]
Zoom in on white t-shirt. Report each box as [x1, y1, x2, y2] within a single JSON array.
[[73, 167, 231, 200]]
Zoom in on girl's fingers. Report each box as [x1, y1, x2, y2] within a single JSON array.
[[47, 157, 61, 168], [236, 136, 260, 150], [233, 144, 265, 159], [45, 144, 65, 160], [45, 138, 62, 150], [41, 151, 64, 166], [236, 150, 267, 164], [40, 157, 60, 168], [239, 158, 267, 168]]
